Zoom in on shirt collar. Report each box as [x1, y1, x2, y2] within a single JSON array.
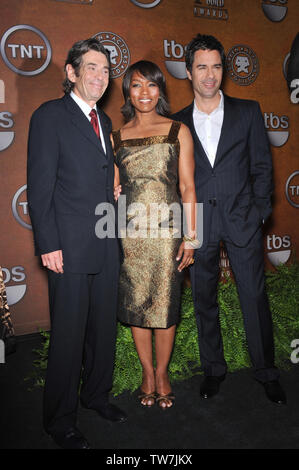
[[70, 91, 97, 119], [193, 90, 224, 116]]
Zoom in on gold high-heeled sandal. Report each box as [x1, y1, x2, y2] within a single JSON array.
[[138, 390, 157, 407], [156, 392, 175, 409]]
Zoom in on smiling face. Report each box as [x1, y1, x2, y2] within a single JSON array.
[[129, 71, 160, 115], [187, 49, 223, 102], [66, 49, 110, 107]]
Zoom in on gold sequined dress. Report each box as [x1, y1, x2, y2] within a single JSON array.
[[113, 121, 184, 328]]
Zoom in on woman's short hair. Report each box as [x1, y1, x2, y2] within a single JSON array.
[[121, 60, 170, 122], [185, 34, 226, 74], [63, 37, 110, 93]]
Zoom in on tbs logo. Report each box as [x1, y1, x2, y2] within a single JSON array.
[[267, 234, 291, 266], [130, 0, 161, 7], [0, 81, 15, 152], [2, 266, 27, 306], [262, 0, 288, 22], [0, 111, 14, 151], [164, 40, 187, 79], [264, 113, 289, 147]]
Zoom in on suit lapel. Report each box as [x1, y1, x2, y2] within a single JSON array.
[[63, 94, 107, 160], [97, 108, 113, 162]]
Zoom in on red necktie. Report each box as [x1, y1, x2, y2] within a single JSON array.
[[89, 109, 101, 141]]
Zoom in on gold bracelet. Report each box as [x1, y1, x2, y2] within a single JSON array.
[[183, 235, 201, 249]]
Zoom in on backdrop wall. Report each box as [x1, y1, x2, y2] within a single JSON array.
[[0, 0, 298, 335]]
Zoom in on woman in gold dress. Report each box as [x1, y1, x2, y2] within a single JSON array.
[[112, 61, 197, 409]]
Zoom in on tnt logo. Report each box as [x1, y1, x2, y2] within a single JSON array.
[[264, 113, 289, 147], [267, 234, 291, 266], [12, 184, 32, 230], [0, 25, 51, 76], [164, 40, 187, 80], [285, 171, 299, 208]]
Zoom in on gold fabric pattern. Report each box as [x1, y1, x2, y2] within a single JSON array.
[[113, 121, 184, 328]]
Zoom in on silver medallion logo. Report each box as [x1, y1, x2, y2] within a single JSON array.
[[94, 32, 130, 79], [194, 0, 228, 21], [130, 0, 161, 8], [164, 39, 187, 80], [12, 184, 32, 230], [264, 112, 289, 147], [285, 171, 299, 208], [0, 25, 52, 76], [262, 0, 288, 22], [226, 45, 259, 86]]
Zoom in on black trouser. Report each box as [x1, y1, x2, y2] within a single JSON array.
[[190, 205, 279, 383], [44, 245, 119, 435]]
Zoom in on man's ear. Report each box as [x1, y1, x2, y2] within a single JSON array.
[[66, 64, 76, 83], [186, 69, 192, 81]]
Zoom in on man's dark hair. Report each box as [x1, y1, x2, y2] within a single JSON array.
[[121, 60, 170, 122], [63, 37, 110, 93], [185, 34, 226, 74]]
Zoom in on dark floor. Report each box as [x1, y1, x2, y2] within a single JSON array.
[[1, 333, 299, 451]]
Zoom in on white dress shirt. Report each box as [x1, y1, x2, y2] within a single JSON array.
[[193, 90, 224, 167], [70, 91, 106, 153]]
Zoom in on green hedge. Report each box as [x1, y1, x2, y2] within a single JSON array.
[[28, 263, 299, 395]]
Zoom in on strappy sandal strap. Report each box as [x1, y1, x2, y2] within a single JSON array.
[[138, 392, 157, 400]]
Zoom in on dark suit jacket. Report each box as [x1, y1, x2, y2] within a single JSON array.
[[27, 93, 116, 273], [172, 95, 273, 250]]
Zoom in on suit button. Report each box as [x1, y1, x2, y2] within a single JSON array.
[[102, 164, 108, 169], [211, 171, 216, 177]]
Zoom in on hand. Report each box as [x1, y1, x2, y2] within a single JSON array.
[[176, 242, 194, 272], [114, 184, 122, 201], [41, 250, 64, 274]]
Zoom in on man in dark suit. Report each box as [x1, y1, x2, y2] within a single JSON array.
[[27, 38, 127, 449], [172, 34, 286, 404]]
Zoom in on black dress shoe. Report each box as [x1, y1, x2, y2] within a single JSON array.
[[82, 402, 127, 423], [263, 380, 287, 405], [200, 375, 225, 399], [50, 427, 91, 449], [96, 403, 127, 422]]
